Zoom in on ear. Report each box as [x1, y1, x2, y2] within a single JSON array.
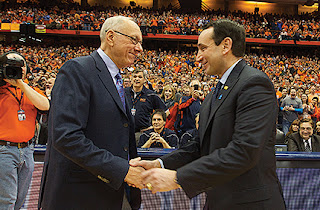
[[105, 30, 115, 47], [221, 37, 233, 55]]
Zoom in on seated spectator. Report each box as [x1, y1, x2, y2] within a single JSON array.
[[285, 119, 300, 138], [180, 113, 199, 147], [138, 109, 178, 148], [287, 118, 320, 152], [316, 121, 320, 136]]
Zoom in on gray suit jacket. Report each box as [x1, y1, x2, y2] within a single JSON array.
[[287, 132, 320, 152], [161, 60, 286, 209]]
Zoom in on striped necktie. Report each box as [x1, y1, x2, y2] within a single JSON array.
[[305, 140, 311, 152], [115, 72, 126, 110]]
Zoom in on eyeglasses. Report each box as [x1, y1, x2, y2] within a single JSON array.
[[300, 127, 312, 131], [111, 30, 143, 46]]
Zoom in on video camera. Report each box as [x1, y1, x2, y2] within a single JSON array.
[[0, 53, 24, 80]]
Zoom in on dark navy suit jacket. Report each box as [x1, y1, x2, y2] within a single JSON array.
[[161, 60, 286, 209], [38, 51, 140, 209]]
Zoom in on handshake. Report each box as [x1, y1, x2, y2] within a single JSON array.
[[124, 157, 181, 193]]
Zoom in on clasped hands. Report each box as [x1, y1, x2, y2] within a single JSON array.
[[124, 157, 181, 193]]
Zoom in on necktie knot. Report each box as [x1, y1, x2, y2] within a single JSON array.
[[211, 81, 223, 107], [215, 82, 222, 97], [115, 72, 122, 82]]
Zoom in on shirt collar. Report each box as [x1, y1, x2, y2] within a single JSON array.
[[305, 137, 312, 144], [97, 48, 120, 80], [219, 59, 242, 85]]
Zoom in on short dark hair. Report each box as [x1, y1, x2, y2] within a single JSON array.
[[132, 68, 146, 78], [151, 109, 166, 121], [299, 118, 314, 128], [204, 19, 246, 57]]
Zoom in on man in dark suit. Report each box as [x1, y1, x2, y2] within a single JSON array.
[[39, 16, 144, 209], [131, 19, 286, 209], [287, 118, 320, 152]]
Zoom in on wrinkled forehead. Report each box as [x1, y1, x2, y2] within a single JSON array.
[[123, 21, 142, 38]]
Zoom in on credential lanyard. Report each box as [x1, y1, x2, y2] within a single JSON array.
[[132, 92, 142, 108], [6, 88, 24, 109]]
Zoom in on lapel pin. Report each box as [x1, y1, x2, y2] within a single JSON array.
[[224, 86, 228, 90], [218, 94, 223, 100]]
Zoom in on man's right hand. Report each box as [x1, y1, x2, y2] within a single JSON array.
[[129, 157, 161, 170], [124, 166, 145, 189]]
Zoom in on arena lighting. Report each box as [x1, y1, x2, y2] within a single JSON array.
[[243, 1, 269, 5]]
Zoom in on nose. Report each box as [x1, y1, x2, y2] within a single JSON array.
[[135, 42, 143, 52], [196, 51, 203, 62]]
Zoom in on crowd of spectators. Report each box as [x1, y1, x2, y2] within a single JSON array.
[[1, 43, 320, 149], [1, 4, 320, 40]]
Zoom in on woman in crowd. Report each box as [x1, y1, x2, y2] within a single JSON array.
[[161, 85, 176, 109], [202, 83, 211, 97], [301, 93, 314, 119], [285, 119, 300, 143], [138, 109, 178, 148], [161, 85, 180, 131]]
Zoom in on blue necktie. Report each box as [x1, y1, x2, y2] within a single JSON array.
[[211, 81, 222, 107], [115, 72, 126, 110]]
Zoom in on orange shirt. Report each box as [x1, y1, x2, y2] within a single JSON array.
[[0, 84, 45, 142], [276, 91, 282, 99]]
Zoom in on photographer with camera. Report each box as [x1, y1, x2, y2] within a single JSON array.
[[0, 52, 49, 209], [174, 80, 203, 137]]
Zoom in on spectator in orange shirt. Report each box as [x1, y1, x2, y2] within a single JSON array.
[[150, 16, 158, 35]]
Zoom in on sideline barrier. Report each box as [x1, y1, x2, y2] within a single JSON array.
[[22, 146, 320, 209]]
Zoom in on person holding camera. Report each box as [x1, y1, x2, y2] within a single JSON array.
[[174, 80, 203, 137], [0, 52, 50, 209]]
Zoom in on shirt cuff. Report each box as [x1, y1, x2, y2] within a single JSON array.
[[157, 158, 165, 168]]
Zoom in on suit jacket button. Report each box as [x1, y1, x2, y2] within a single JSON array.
[[124, 123, 128, 127], [124, 147, 128, 151]]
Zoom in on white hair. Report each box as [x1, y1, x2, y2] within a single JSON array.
[[100, 16, 135, 42]]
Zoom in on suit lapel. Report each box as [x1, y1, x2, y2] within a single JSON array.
[[91, 51, 127, 117], [200, 60, 247, 145]]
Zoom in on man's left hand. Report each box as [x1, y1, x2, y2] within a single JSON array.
[[141, 168, 180, 193]]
